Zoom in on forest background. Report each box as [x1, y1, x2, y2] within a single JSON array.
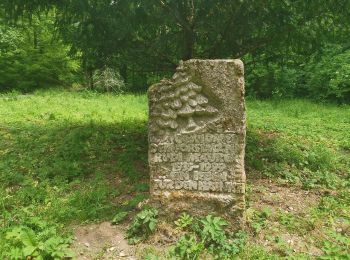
[[1, 0, 350, 103]]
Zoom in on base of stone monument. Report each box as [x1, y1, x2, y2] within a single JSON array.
[[149, 191, 246, 229]]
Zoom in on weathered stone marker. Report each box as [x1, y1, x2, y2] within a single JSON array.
[[148, 59, 246, 222]]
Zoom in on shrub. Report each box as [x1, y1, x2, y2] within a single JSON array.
[[93, 67, 125, 93]]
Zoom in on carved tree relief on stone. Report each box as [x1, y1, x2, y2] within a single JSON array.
[[151, 73, 219, 135], [148, 59, 246, 222]]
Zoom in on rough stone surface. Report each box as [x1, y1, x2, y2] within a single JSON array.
[[148, 59, 246, 223]]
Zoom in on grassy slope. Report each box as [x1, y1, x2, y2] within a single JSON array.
[[0, 90, 349, 258]]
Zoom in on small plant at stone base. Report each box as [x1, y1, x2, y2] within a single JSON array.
[[172, 234, 204, 260], [175, 213, 194, 229], [198, 215, 247, 259], [126, 208, 158, 244], [173, 214, 247, 259], [213, 231, 248, 259], [198, 215, 228, 244]]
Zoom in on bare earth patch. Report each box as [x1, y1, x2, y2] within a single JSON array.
[[71, 221, 172, 259], [71, 222, 136, 260]]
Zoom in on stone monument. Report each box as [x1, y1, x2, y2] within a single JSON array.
[[148, 59, 246, 223]]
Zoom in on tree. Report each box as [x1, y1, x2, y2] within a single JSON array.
[[152, 64, 218, 134], [0, 11, 79, 92], [1, 0, 350, 94], [3, 1, 349, 61]]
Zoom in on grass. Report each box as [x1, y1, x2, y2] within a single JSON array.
[[0, 90, 349, 258], [246, 99, 350, 189]]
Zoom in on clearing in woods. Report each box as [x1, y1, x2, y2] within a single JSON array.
[[0, 90, 349, 258]]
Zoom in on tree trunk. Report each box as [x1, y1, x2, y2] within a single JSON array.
[[88, 69, 93, 89], [180, 0, 195, 60], [182, 26, 195, 60], [119, 64, 127, 83]]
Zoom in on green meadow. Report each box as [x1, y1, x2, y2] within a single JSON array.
[[0, 90, 349, 258]]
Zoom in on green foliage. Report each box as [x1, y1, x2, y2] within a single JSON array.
[[0, 92, 152, 256], [112, 211, 128, 225], [277, 211, 297, 230], [0, 216, 74, 259], [0, 90, 150, 259], [245, 42, 350, 102], [245, 59, 300, 99], [144, 252, 160, 260], [321, 232, 350, 259], [173, 234, 204, 260], [0, 15, 80, 92], [0, 91, 349, 258], [126, 208, 158, 244], [316, 192, 350, 218], [199, 215, 228, 245], [238, 244, 279, 260], [2, 0, 350, 95], [173, 214, 247, 259], [246, 99, 349, 189], [248, 208, 271, 234], [303, 45, 350, 103], [174, 213, 194, 229]]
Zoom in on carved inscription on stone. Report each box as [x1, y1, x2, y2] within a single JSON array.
[[148, 59, 246, 215], [150, 133, 244, 194]]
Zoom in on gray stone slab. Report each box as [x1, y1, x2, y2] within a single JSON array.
[[148, 59, 246, 223]]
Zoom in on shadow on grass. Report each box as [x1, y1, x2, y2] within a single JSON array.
[[0, 118, 345, 224], [1, 120, 148, 184], [0, 119, 149, 223]]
